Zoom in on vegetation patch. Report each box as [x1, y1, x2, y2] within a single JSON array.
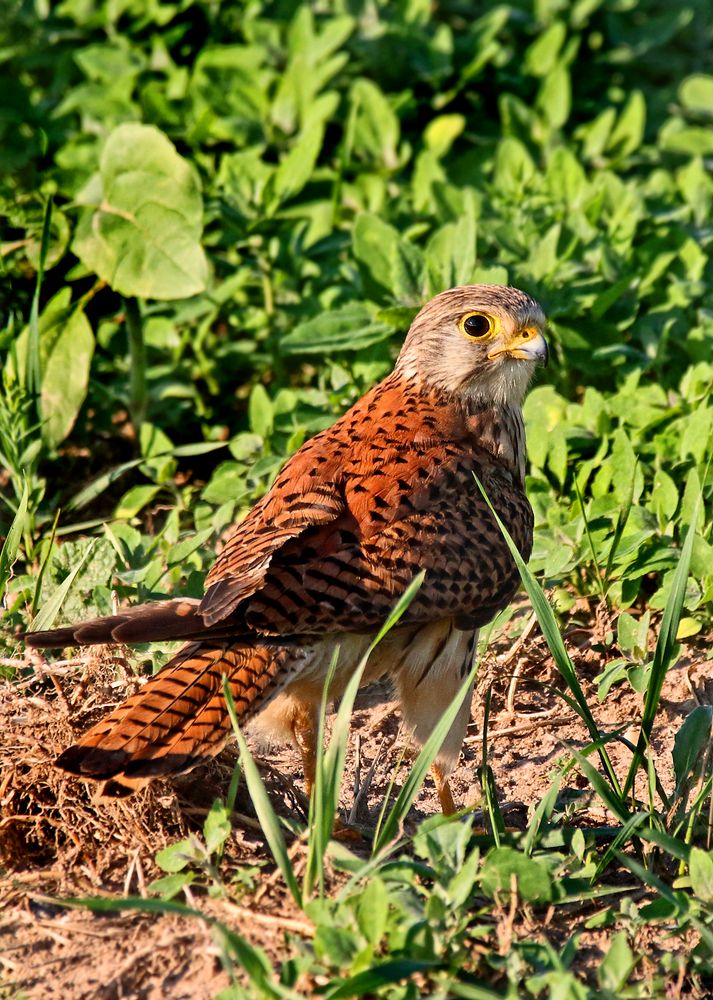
[[1, 0, 712, 997]]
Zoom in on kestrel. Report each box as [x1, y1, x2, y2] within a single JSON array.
[[26, 284, 548, 814]]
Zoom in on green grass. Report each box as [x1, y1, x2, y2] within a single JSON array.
[[2, 0, 713, 995]]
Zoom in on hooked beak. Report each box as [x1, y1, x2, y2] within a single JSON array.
[[488, 329, 549, 367]]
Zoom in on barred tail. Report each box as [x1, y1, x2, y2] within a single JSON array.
[[56, 642, 284, 794]]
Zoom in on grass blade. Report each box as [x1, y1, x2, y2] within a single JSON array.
[[30, 537, 97, 632], [372, 652, 480, 854], [323, 959, 440, 999], [27, 195, 52, 403], [604, 461, 636, 581], [304, 649, 341, 898], [0, 481, 29, 603], [623, 509, 699, 796], [574, 477, 606, 601], [473, 474, 622, 799], [30, 508, 60, 617], [480, 686, 505, 844], [306, 571, 427, 894], [222, 679, 303, 909]]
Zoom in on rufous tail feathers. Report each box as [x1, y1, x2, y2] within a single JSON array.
[[24, 599, 210, 648], [55, 641, 283, 796]]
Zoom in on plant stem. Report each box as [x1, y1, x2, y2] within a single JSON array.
[[125, 296, 146, 435]]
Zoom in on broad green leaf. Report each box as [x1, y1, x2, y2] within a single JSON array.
[[167, 527, 214, 565], [425, 191, 477, 294], [155, 839, 195, 873], [607, 91, 646, 159], [114, 485, 161, 519], [73, 123, 208, 299], [524, 20, 567, 77], [423, 114, 465, 157], [203, 799, 232, 854], [11, 289, 95, 448], [651, 468, 678, 524], [272, 120, 325, 204], [537, 64, 571, 129], [351, 78, 400, 168], [690, 847, 713, 903], [679, 74, 713, 115], [598, 931, 636, 992], [355, 877, 388, 947], [493, 137, 536, 194], [147, 872, 196, 899], [480, 847, 553, 904], [353, 214, 401, 300], [248, 383, 273, 439], [323, 960, 440, 1000], [390, 237, 424, 303], [280, 303, 392, 354]]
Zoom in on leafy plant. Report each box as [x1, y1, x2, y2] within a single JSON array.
[[3, 1, 713, 995]]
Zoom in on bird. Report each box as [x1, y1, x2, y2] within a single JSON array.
[[25, 284, 548, 813]]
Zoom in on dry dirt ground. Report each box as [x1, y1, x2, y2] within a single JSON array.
[[1, 606, 711, 999]]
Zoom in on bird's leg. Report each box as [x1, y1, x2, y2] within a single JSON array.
[[290, 699, 363, 841], [291, 702, 319, 799], [432, 762, 457, 816]]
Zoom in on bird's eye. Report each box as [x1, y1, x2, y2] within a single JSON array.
[[460, 312, 493, 340]]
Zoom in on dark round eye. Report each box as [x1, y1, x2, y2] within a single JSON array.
[[462, 313, 492, 339]]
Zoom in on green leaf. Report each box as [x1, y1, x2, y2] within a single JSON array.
[[651, 468, 678, 525], [30, 538, 98, 633], [673, 706, 713, 789], [203, 799, 232, 854], [147, 872, 196, 899], [248, 383, 273, 439], [280, 303, 392, 355], [73, 123, 208, 300], [323, 960, 440, 1000], [607, 91, 646, 159], [355, 877, 388, 947], [351, 78, 400, 168], [425, 191, 477, 293], [155, 839, 195, 873], [13, 289, 95, 448], [167, 527, 214, 566], [537, 64, 571, 129], [598, 931, 636, 992], [115, 485, 161, 519], [524, 21, 567, 77], [423, 114, 466, 157], [480, 847, 553, 904], [679, 74, 713, 115], [272, 120, 325, 205], [353, 214, 401, 300], [690, 847, 713, 903]]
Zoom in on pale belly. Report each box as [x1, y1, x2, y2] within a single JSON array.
[[252, 619, 479, 773]]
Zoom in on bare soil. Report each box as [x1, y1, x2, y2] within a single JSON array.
[[1, 607, 711, 999]]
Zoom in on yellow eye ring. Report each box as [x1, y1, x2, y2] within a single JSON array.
[[459, 312, 495, 340]]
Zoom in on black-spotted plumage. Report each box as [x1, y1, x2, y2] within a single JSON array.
[[26, 284, 547, 810]]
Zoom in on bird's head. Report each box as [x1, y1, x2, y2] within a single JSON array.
[[397, 284, 548, 408]]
